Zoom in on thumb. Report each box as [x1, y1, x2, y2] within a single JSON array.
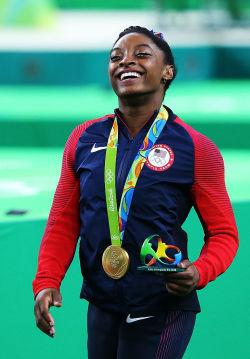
[[177, 259, 192, 269], [52, 291, 62, 307]]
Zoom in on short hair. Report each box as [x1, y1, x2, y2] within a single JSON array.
[[113, 26, 177, 92]]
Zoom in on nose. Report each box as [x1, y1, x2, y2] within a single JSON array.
[[119, 52, 136, 67]]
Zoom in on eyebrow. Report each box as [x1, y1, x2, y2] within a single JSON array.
[[110, 43, 153, 54]]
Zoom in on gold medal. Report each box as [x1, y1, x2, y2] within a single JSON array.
[[102, 245, 130, 279]]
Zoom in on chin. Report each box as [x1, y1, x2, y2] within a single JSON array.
[[117, 86, 151, 98]]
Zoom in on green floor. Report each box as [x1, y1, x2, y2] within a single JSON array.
[[1, 80, 250, 148], [1, 81, 250, 122], [0, 148, 63, 222]]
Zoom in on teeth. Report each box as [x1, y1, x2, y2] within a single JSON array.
[[120, 72, 141, 81]]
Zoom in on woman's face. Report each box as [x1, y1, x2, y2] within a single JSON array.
[[108, 33, 172, 99]]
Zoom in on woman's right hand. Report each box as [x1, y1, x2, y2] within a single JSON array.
[[34, 288, 62, 338]]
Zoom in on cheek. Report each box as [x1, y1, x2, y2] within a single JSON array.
[[108, 65, 112, 80], [108, 67, 116, 88], [109, 78, 117, 92], [108, 61, 115, 76], [146, 69, 163, 86]]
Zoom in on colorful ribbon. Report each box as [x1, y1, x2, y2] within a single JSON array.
[[105, 106, 169, 246]]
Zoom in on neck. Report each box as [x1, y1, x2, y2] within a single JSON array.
[[118, 95, 163, 137]]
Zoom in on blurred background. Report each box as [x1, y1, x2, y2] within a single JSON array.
[[0, 1, 249, 358]]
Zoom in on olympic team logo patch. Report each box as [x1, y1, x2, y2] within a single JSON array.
[[146, 144, 174, 172]]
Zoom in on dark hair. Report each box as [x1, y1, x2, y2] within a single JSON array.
[[114, 26, 177, 92]]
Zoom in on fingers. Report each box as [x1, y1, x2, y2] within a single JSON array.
[[164, 259, 196, 279], [34, 288, 62, 338], [34, 299, 55, 337], [177, 259, 192, 269], [166, 282, 189, 296], [166, 277, 197, 296], [51, 291, 62, 308], [165, 260, 200, 296]]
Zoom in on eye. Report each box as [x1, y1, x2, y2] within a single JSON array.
[[136, 52, 151, 57], [110, 55, 122, 62]]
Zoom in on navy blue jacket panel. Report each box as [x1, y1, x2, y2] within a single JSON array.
[[74, 106, 200, 314]]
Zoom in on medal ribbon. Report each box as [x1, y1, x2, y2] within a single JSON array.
[[105, 105, 169, 246]]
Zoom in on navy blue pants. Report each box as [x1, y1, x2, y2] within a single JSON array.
[[87, 303, 196, 359]]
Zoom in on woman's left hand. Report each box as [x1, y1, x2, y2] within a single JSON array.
[[164, 260, 200, 296]]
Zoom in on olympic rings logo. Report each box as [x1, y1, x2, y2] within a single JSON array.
[[105, 169, 114, 184]]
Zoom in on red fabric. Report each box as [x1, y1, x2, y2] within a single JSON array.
[[32, 117, 107, 297], [174, 117, 239, 289]]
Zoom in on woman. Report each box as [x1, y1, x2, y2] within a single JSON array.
[[33, 26, 238, 359]]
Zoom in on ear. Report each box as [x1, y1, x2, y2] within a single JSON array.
[[162, 65, 174, 82]]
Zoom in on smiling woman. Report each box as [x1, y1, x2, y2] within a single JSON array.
[[109, 29, 175, 98], [33, 26, 238, 359]]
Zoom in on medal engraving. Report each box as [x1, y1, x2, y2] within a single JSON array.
[[102, 245, 129, 279]]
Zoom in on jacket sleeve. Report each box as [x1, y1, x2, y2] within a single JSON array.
[[32, 122, 93, 298], [190, 133, 239, 289]]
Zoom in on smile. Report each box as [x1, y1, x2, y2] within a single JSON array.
[[120, 72, 142, 81]]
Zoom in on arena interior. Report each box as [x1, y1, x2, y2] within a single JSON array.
[[0, 1, 249, 358]]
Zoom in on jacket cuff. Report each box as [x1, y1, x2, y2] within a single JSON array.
[[192, 261, 208, 290], [32, 278, 60, 299]]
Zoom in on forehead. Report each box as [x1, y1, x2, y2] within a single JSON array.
[[112, 32, 160, 53]]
